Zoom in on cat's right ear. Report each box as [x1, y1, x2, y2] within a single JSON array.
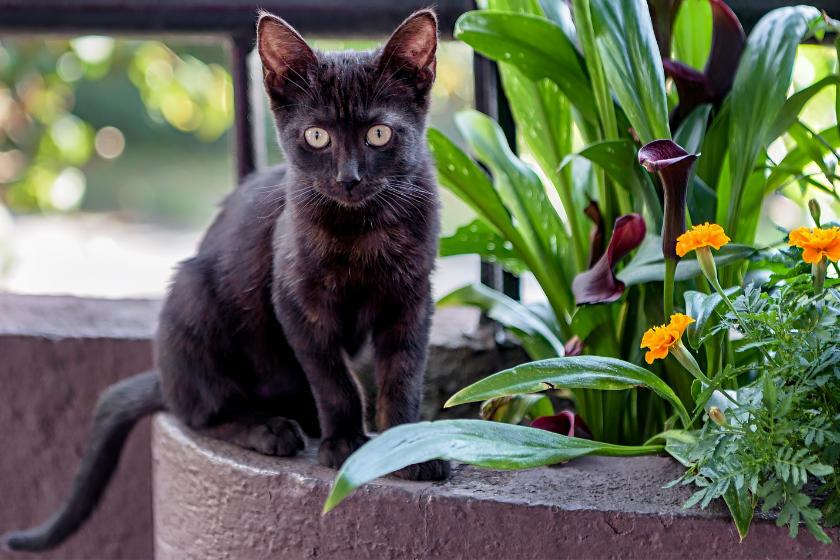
[[257, 12, 318, 96]]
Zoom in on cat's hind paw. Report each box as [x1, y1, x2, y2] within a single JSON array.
[[245, 417, 307, 457], [318, 434, 370, 469], [393, 459, 451, 481]]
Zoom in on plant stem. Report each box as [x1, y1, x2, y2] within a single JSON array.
[[664, 259, 677, 319]]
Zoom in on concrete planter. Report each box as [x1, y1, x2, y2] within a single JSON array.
[[151, 413, 838, 559]]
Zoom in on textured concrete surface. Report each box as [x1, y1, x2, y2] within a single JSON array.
[[0, 294, 160, 560], [0, 293, 524, 560], [153, 414, 840, 560]]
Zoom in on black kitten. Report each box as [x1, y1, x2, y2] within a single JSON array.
[[3, 9, 449, 552]]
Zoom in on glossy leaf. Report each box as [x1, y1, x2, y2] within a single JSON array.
[[726, 6, 820, 242], [768, 75, 840, 145], [324, 420, 665, 513], [672, 0, 711, 71], [438, 283, 565, 360], [445, 356, 690, 427], [454, 11, 598, 123], [696, 99, 730, 191], [767, 126, 840, 192], [617, 238, 755, 285], [673, 104, 715, 225], [590, 0, 671, 144], [439, 219, 528, 276], [683, 287, 740, 350]]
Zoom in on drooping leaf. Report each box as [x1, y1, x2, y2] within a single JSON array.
[[683, 287, 740, 349], [767, 126, 840, 192], [723, 483, 755, 542], [438, 283, 565, 360], [590, 0, 671, 144], [573, 213, 647, 304], [768, 75, 840, 145], [725, 6, 821, 242], [324, 420, 665, 513], [439, 219, 528, 275], [454, 11, 599, 123], [445, 355, 690, 427], [617, 238, 755, 285]]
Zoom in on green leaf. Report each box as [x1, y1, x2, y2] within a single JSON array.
[[767, 126, 840, 192], [725, 5, 821, 242], [559, 139, 662, 230], [672, 0, 712, 71], [616, 239, 755, 285], [440, 219, 528, 275], [656, 429, 698, 467], [696, 100, 730, 192], [454, 11, 599, 123], [684, 287, 740, 350], [723, 483, 755, 541], [805, 462, 835, 477], [324, 419, 665, 512], [768, 75, 840, 144], [674, 103, 716, 226], [445, 356, 690, 428], [438, 283, 564, 360], [590, 0, 671, 144]]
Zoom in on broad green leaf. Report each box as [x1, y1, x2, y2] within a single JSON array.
[[537, 0, 576, 43], [696, 100, 730, 192], [439, 219, 528, 275], [726, 6, 820, 242], [689, 176, 717, 226], [324, 420, 665, 512], [455, 110, 574, 313], [768, 75, 840, 144], [445, 356, 690, 427], [559, 139, 662, 230], [723, 483, 755, 541], [617, 240, 755, 286], [767, 126, 840, 192], [590, 0, 671, 144], [674, 103, 714, 226], [735, 167, 769, 247], [672, 0, 712, 71], [454, 11, 598, 123], [438, 283, 564, 360], [651, 429, 697, 467], [683, 287, 740, 350]]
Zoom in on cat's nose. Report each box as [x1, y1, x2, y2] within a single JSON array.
[[337, 178, 361, 192]]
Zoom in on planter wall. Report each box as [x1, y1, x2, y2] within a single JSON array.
[[152, 413, 839, 560]]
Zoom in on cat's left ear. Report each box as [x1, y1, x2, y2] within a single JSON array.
[[378, 9, 438, 93]]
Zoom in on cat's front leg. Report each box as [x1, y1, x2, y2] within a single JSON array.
[[275, 298, 369, 469], [372, 298, 451, 481]]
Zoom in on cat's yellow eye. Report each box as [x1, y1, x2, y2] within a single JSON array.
[[366, 125, 392, 147], [304, 127, 330, 149]]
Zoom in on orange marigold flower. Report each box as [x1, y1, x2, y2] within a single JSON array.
[[640, 313, 695, 364], [675, 223, 731, 257], [787, 226, 840, 264]]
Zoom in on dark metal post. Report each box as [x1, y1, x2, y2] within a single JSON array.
[[231, 34, 257, 180], [473, 53, 520, 300]]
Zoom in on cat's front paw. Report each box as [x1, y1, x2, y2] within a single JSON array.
[[318, 434, 370, 469], [393, 459, 451, 481], [246, 417, 307, 457]]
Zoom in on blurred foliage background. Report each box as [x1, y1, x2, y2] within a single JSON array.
[[0, 35, 475, 294]]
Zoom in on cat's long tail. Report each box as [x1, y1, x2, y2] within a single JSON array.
[[2, 370, 165, 552]]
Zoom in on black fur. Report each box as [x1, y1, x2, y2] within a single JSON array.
[[3, 9, 449, 553]]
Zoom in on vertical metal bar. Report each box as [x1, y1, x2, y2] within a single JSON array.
[[473, 53, 521, 301], [231, 35, 257, 180]]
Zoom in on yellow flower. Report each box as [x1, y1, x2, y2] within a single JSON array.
[[676, 223, 731, 258], [787, 226, 840, 264], [640, 313, 695, 364]]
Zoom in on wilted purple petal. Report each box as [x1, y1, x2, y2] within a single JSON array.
[[564, 335, 584, 357], [531, 411, 593, 440], [638, 140, 698, 261], [572, 213, 647, 304], [662, 58, 715, 123], [705, 0, 745, 102]]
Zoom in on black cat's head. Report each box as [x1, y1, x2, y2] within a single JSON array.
[[257, 9, 437, 208]]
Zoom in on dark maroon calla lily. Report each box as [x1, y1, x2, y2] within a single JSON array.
[[572, 213, 647, 305], [662, 0, 745, 127], [648, 0, 683, 59], [638, 140, 698, 262], [584, 197, 605, 268], [531, 410, 593, 440]]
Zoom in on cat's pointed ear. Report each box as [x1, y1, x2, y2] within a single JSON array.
[[378, 9, 438, 93], [257, 12, 318, 95]]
